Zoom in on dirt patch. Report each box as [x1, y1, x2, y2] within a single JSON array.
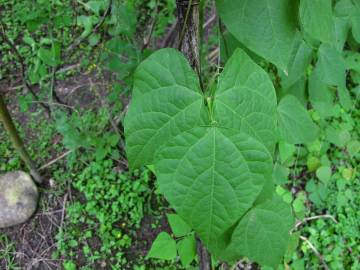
[[0, 189, 65, 270]]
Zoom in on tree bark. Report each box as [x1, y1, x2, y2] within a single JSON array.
[[0, 94, 42, 184], [177, 0, 201, 76], [176, 1, 211, 269]]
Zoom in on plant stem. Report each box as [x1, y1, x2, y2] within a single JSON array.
[[0, 94, 43, 184], [176, 1, 211, 269]]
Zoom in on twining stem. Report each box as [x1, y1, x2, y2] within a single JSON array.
[[0, 94, 43, 183]]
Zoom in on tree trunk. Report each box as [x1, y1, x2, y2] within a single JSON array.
[[177, 0, 201, 76], [176, 1, 211, 269], [0, 94, 42, 184]]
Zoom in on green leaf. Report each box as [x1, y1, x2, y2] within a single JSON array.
[[326, 126, 350, 147], [338, 86, 353, 110], [347, 140, 360, 157], [277, 95, 319, 144], [77, 15, 97, 38], [273, 163, 290, 185], [220, 32, 262, 63], [281, 77, 307, 106], [178, 234, 197, 266], [216, 0, 297, 71], [299, 0, 334, 43], [124, 48, 205, 168], [166, 214, 192, 237], [285, 232, 300, 263], [156, 127, 273, 251], [38, 46, 59, 67], [85, 1, 106, 15], [316, 166, 332, 183], [281, 36, 313, 89], [147, 232, 177, 260], [317, 44, 346, 88], [333, 17, 350, 51], [351, 3, 360, 43], [344, 51, 360, 73], [214, 49, 277, 153], [222, 195, 294, 268], [335, 0, 354, 17], [63, 261, 77, 270], [309, 70, 334, 118], [279, 141, 296, 163], [108, 2, 137, 37]]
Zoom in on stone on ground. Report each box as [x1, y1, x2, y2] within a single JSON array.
[[0, 171, 39, 228]]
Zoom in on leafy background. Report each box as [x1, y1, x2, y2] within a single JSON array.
[[0, 0, 359, 269]]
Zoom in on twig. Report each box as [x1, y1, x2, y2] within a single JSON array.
[[294, 214, 338, 230], [300, 236, 330, 270], [59, 194, 68, 233], [66, 0, 112, 58], [29, 100, 78, 113], [39, 150, 73, 171], [49, 65, 69, 112]]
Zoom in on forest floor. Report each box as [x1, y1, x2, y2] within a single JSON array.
[[0, 72, 173, 270]]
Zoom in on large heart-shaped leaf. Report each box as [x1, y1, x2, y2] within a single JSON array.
[[216, 0, 298, 71], [125, 48, 295, 268]]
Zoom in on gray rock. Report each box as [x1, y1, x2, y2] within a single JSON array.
[[0, 171, 39, 228]]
